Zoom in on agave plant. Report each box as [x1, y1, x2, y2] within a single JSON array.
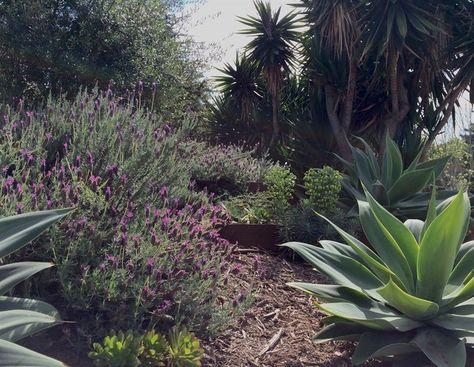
[[285, 188, 474, 366], [0, 209, 70, 366], [339, 135, 451, 218]]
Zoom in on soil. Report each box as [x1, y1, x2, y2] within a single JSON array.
[[202, 250, 386, 367], [23, 250, 387, 367]]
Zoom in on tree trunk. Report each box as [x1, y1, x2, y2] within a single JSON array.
[[325, 85, 352, 160], [269, 93, 279, 147]]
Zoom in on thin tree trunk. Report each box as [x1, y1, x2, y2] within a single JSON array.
[[269, 93, 279, 147], [325, 85, 352, 160]]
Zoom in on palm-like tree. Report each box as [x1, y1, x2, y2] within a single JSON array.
[[300, 0, 474, 159], [239, 1, 300, 147], [215, 53, 262, 126]]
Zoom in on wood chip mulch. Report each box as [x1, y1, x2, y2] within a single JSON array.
[[202, 250, 386, 367]]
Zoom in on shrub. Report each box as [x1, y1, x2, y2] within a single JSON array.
[[285, 188, 474, 367], [0, 91, 247, 338], [0, 209, 70, 366], [429, 138, 473, 190], [277, 201, 359, 245], [339, 135, 451, 218], [263, 165, 296, 211], [303, 166, 342, 213], [178, 141, 273, 194], [89, 328, 203, 367], [222, 192, 273, 224]]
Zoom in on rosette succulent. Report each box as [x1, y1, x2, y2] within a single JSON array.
[[285, 188, 474, 366]]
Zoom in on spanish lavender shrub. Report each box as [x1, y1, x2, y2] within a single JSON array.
[[178, 140, 273, 191], [0, 90, 248, 337]]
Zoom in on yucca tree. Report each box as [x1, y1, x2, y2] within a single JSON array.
[[215, 53, 262, 126], [299, 0, 474, 159], [239, 1, 300, 147]]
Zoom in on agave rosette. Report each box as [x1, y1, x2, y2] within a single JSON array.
[[339, 135, 451, 219], [0, 209, 71, 366], [285, 189, 474, 366]]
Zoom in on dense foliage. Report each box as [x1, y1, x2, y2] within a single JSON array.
[[0, 0, 206, 118], [211, 0, 474, 167], [0, 91, 252, 339], [286, 189, 474, 366]]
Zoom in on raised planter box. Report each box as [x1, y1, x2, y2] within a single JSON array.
[[219, 223, 281, 252]]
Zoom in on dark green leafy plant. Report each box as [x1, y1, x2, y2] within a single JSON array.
[[264, 165, 296, 211], [304, 166, 342, 212], [285, 188, 474, 366], [89, 330, 144, 367], [0, 209, 71, 366], [167, 328, 203, 367], [222, 192, 273, 224], [340, 136, 451, 218]]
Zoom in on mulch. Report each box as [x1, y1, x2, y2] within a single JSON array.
[[202, 250, 386, 367], [23, 249, 387, 367]]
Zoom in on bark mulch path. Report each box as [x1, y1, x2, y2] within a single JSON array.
[[202, 250, 385, 367]]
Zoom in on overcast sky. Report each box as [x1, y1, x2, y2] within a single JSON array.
[[184, 0, 293, 74]]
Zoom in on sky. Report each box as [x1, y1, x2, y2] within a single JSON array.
[[184, 0, 293, 74]]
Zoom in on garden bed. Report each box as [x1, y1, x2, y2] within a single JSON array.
[[23, 250, 390, 367]]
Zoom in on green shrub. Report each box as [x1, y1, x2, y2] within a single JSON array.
[[303, 166, 342, 213], [89, 329, 203, 367], [222, 192, 273, 224], [339, 135, 451, 218], [285, 188, 474, 366], [277, 200, 359, 244], [0, 209, 70, 366], [429, 138, 473, 190], [264, 165, 296, 211]]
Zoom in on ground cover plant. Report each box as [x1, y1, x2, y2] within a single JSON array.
[[286, 187, 474, 366], [0, 90, 252, 342]]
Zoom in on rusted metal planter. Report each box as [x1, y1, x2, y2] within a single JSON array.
[[219, 223, 281, 252]]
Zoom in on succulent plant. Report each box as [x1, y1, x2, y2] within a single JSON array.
[[167, 328, 204, 367], [89, 330, 144, 367], [339, 135, 451, 218], [142, 330, 169, 366], [285, 188, 474, 366]]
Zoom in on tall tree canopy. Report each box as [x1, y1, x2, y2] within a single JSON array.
[[212, 0, 474, 162], [0, 0, 206, 117]]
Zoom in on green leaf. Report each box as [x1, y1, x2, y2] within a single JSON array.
[[316, 213, 394, 284], [422, 180, 437, 240], [0, 339, 66, 366], [388, 168, 433, 204], [377, 279, 439, 320], [413, 328, 466, 367], [432, 305, 474, 333], [404, 219, 424, 242], [283, 243, 383, 291], [441, 276, 474, 311], [358, 201, 413, 290], [287, 283, 374, 307], [449, 248, 474, 289], [0, 262, 54, 295], [395, 6, 408, 39], [319, 302, 423, 332], [0, 296, 60, 342], [319, 240, 362, 261], [0, 310, 59, 342], [313, 323, 368, 344], [0, 209, 72, 258], [417, 192, 470, 302], [417, 156, 450, 179], [352, 331, 416, 365], [365, 190, 419, 282]]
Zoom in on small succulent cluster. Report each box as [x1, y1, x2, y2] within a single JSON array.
[[303, 166, 342, 213], [89, 329, 203, 367]]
